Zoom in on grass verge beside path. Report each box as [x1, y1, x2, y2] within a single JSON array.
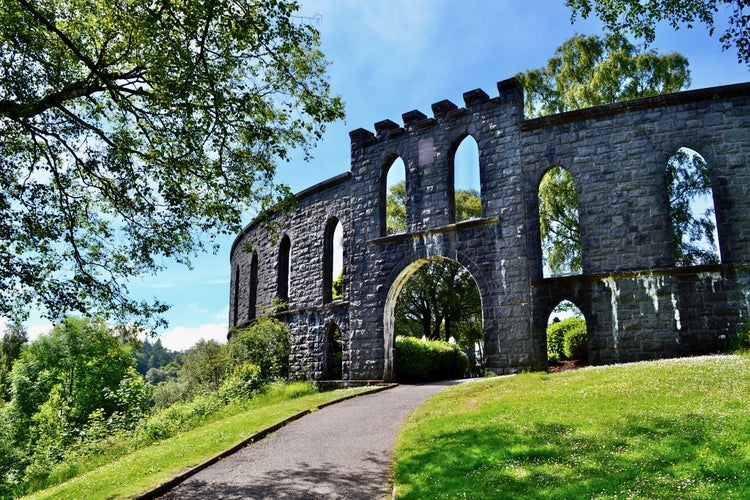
[[26, 385, 379, 499], [393, 355, 750, 499]]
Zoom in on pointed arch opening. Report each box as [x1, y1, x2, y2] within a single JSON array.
[[381, 156, 407, 236], [451, 135, 481, 223], [248, 251, 258, 321], [323, 218, 344, 303], [323, 322, 343, 380], [539, 166, 582, 278], [384, 257, 484, 381], [546, 300, 588, 369], [666, 147, 721, 266], [277, 234, 291, 304]]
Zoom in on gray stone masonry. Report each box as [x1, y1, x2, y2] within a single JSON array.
[[230, 78, 750, 381]]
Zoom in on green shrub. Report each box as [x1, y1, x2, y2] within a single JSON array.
[[730, 322, 750, 353], [563, 322, 589, 362], [395, 336, 468, 382], [547, 317, 586, 361], [219, 363, 263, 401], [230, 317, 291, 381]]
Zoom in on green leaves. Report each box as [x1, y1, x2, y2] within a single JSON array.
[[538, 166, 581, 276], [516, 33, 690, 118], [0, 0, 344, 328], [566, 0, 750, 67]]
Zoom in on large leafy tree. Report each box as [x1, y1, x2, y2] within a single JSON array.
[[515, 33, 690, 117], [566, 0, 750, 67], [0, 0, 344, 328], [517, 33, 695, 274]]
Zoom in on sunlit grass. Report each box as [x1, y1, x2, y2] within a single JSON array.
[[26, 383, 377, 499], [394, 355, 750, 499]]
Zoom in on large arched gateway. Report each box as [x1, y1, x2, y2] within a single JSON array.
[[230, 78, 750, 382]]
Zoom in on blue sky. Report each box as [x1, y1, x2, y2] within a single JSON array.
[[18, 0, 750, 350]]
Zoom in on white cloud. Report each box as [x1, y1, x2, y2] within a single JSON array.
[[155, 323, 228, 352]]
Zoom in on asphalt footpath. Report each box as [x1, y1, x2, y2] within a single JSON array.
[[160, 381, 455, 499]]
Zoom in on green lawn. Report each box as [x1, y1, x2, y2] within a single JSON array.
[[393, 355, 750, 499], [25, 385, 377, 499]]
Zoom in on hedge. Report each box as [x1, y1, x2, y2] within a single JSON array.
[[395, 336, 468, 382]]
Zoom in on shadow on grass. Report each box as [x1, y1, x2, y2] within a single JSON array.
[[395, 415, 750, 499]]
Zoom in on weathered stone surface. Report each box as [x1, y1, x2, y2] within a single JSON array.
[[230, 78, 750, 381]]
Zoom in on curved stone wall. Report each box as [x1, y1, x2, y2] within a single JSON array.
[[230, 77, 750, 381]]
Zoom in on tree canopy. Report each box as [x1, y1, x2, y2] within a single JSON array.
[[566, 0, 750, 67], [515, 33, 690, 117], [538, 166, 582, 276], [0, 0, 344, 329]]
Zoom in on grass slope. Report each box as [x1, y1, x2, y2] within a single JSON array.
[[26, 385, 376, 499], [394, 355, 750, 499]]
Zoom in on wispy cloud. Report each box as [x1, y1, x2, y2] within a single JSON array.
[[156, 323, 228, 352]]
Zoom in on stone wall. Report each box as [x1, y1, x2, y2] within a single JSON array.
[[230, 78, 750, 381]]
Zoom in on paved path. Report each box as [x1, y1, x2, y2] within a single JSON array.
[[162, 382, 454, 499]]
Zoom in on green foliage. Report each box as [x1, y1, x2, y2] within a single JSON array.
[[395, 336, 468, 382], [546, 316, 586, 362], [563, 321, 589, 361], [386, 180, 408, 235], [394, 355, 750, 498], [515, 33, 690, 118], [9, 317, 135, 429], [0, 320, 27, 400], [219, 363, 264, 401], [566, 0, 750, 67], [666, 148, 720, 266], [332, 271, 344, 301], [538, 166, 582, 276], [395, 258, 483, 348], [135, 339, 178, 377], [230, 316, 291, 381], [454, 188, 482, 223], [0, 0, 344, 328], [180, 339, 229, 393]]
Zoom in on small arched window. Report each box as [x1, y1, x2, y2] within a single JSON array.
[[324, 322, 343, 380], [381, 156, 407, 236], [451, 135, 481, 223], [539, 166, 582, 277], [666, 147, 720, 266]]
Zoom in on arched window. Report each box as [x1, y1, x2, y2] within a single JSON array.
[[323, 322, 343, 380], [546, 300, 588, 365], [232, 265, 240, 326], [323, 218, 344, 302], [666, 147, 720, 266], [451, 135, 481, 223], [277, 234, 291, 303], [381, 156, 407, 236], [248, 251, 258, 321], [539, 166, 582, 277]]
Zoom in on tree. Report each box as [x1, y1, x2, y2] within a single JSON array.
[[517, 34, 699, 274], [395, 259, 482, 347], [667, 148, 719, 266], [8, 317, 136, 438], [515, 33, 690, 118], [566, 0, 750, 67], [0, 321, 27, 400], [538, 166, 582, 276], [0, 0, 344, 329], [386, 180, 408, 235]]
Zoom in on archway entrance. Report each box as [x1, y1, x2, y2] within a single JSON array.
[[546, 300, 588, 371], [383, 257, 483, 381]]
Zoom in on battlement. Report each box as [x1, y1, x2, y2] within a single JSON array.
[[350, 77, 524, 147]]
